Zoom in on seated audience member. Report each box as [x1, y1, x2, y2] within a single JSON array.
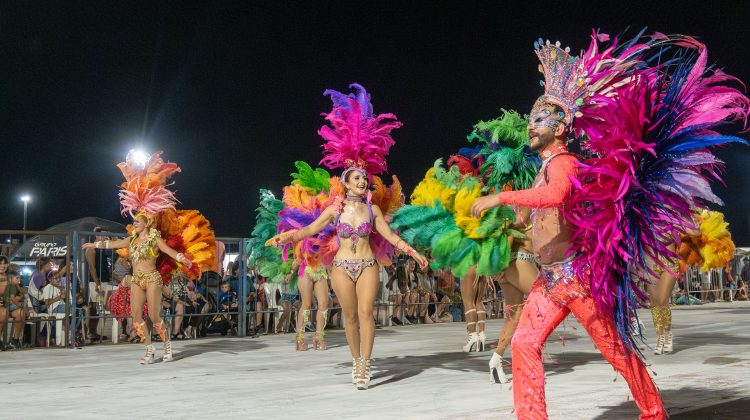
[[3, 269, 29, 349], [42, 270, 69, 346], [0, 255, 9, 350]]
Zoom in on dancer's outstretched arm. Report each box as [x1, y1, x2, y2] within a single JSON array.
[[371, 206, 429, 269], [266, 206, 337, 247], [155, 237, 192, 268]]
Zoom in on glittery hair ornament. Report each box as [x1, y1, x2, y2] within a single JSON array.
[[318, 83, 401, 182], [533, 39, 586, 123], [117, 150, 180, 218]]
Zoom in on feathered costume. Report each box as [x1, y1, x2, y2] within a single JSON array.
[[505, 31, 749, 419], [247, 189, 292, 284], [109, 150, 216, 321], [559, 32, 749, 343], [678, 210, 736, 271], [274, 84, 405, 274], [390, 110, 531, 278]]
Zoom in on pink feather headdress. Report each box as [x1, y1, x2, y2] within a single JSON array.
[[117, 150, 180, 218], [318, 83, 401, 179]]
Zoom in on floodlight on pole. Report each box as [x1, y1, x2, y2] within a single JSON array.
[[131, 149, 149, 168], [20, 194, 31, 232]]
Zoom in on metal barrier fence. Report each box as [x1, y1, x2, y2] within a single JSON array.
[[4, 226, 745, 350]]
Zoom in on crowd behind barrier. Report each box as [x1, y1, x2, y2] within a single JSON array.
[[1, 228, 749, 351]]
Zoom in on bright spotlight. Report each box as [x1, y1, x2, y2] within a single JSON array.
[[131, 149, 149, 168], [20, 195, 31, 203], [21, 267, 32, 275]]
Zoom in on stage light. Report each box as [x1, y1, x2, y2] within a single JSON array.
[[20, 195, 31, 203], [21, 267, 32, 275], [131, 149, 149, 167]]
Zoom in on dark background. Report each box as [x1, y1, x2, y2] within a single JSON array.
[[2, 1, 749, 243]]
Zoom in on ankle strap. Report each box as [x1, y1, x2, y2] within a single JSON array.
[[465, 321, 477, 326], [464, 309, 476, 315]]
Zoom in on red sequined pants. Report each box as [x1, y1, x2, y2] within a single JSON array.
[[511, 266, 665, 420]]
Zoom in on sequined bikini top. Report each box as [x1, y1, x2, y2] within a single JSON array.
[[335, 202, 374, 253], [128, 228, 160, 265]]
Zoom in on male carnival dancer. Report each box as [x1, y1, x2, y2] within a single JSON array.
[[471, 36, 667, 419]]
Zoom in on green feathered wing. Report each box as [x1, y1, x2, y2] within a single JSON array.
[[467, 109, 540, 191], [290, 161, 331, 194], [247, 189, 292, 284]]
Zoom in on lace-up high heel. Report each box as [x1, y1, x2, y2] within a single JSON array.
[[155, 321, 173, 362], [653, 333, 665, 355], [356, 358, 372, 390], [296, 332, 308, 351], [463, 331, 479, 353], [663, 330, 673, 353], [489, 352, 509, 384], [352, 357, 362, 384], [140, 344, 155, 365], [312, 332, 327, 350]]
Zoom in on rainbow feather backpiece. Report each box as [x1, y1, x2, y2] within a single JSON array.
[[116, 151, 215, 283], [678, 210, 736, 271], [318, 84, 401, 176], [563, 31, 750, 349], [391, 159, 518, 278]]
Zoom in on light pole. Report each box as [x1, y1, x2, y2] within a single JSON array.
[[20, 195, 31, 231]]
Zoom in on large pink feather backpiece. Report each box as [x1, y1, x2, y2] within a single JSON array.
[[562, 31, 749, 349]]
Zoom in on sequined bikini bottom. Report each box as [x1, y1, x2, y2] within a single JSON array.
[[333, 257, 377, 283], [131, 270, 163, 289]]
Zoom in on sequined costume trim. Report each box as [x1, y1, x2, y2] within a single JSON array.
[[128, 228, 161, 265], [304, 267, 329, 283], [333, 258, 376, 282], [511, 250, 538, 267], [537, 258, 590, 307], [131, 270, 163, 289]]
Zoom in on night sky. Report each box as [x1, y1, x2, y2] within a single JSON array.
[[2, 2, 749, 243]]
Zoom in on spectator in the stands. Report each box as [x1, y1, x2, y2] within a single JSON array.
[[3, 269, 28, 349], [85, 227, 113, 342], [28, 257, 52, 314], [42, 270, 69, 346], [0, 255, 9, 349]]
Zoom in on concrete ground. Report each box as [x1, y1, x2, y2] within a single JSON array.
[[3, 301, 749, 419]]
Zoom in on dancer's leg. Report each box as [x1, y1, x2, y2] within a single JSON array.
[[130, 284, 149, 344], [355, 266, 380, 360], [511, 285, 570, 418], [495, 279, 524, 357], [313, 279, 330, 346], [475, 279, 487, 333], [331, 269, 360, 359], [496, 259, 537, 356], [568, 293, 666, 419], [460, 266, 478, 332]]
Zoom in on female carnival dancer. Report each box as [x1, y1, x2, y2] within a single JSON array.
[[390, 112, 525, 355], [276, 162, 338, 351], [655, 210, 737, 354], [471, 31, 748, 419], [84, 150, 216, 363], [266, 84, 428, 389]]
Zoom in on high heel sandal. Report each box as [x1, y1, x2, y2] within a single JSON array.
[[352, 357, 362, 384], [140, 344, 155, 365], [155, 320, 173, 362], [463, 331, 479, 353], [476, 310, 487, 352], [653, 333, 665, 355], [477, 330, 486, 352], [312, 332, 327, 350], [489, 352, 509, 384], [296, 332, 308, 351], [663, 330, 673, 353], [462, 309, 478, 353], [356, 358, 372, 390]]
